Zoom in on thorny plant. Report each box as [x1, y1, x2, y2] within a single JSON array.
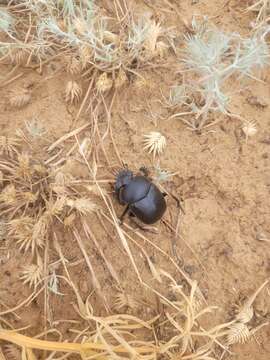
[[170, 18, 270, 130], [0, 0, 171, 81], [0, 135, 98, 289]]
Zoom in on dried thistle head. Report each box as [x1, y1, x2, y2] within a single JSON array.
[[96, 72, 113, 93], [242, 120, 257, 140], [20, 256, 44, 288], [31, 214, 49, 251], [133, 76, 152, 91], [0, 135, 20, 157], [66, 198, 98, 216], [9, 92, 31, 108], [144, 20, 162, 55], [65, 80, 82, 104], [16, 152, 32, 179], [46, 197, 66, 217], [143, 131, 166, 157], [0, 184, 17, 205], [226, 322, 250, 345], [66, 55, 82, 75], [115, 69, 128, 89], [79, 44, 92, 69], [20, 190, 38, 204], [114, 293, 139, 311], [51, 171, 72, 196], [8, 217, 40, 253]]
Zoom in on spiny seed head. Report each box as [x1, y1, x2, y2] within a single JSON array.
[[79, 44, 92, 69], [66, 55, 81, 75], [242, 120, 257, 138], [144, 20, 162, 55], [66, 198, 98, 216], [20, 258, 43, 288], [226, 322, 250, 345], [0, 184, 16, 204], [143, 131, 166, 157], [65, 81, 82, 104], [96, 72, 113, 93], [115, 69, 128, 89]]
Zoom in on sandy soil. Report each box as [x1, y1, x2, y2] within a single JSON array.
[[0, 0, 270, 359]]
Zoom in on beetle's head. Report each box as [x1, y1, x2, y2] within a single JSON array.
[[115, 169, 133, 195]]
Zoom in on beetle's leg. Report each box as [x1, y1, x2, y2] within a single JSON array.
[[139, 166, 150, 177], [129, 217, 159, 234], [119, 205, 130, 223]]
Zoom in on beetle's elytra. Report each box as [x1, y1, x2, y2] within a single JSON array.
[[115, 168, 167, 225]]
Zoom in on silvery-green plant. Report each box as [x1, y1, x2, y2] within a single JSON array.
[[37, 1, 121, 71], [128, 17, 151, 59], [153, 164, 175, 183], [175, 19, 270, 129], [25, 119, 47, 138], [0, 9, 15, 35], [168, 85, 189, 107]]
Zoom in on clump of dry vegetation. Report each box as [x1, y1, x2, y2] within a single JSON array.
[[0, 268, 268, 359], [0, 134, 98, 289], [168, 17, 270, 129], [0, 0, 173, 105]]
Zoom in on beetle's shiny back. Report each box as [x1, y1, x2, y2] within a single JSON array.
[[130, 184, 166, 224], [119, 176, 151, 204]]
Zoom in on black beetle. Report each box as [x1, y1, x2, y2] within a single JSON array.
[[115, 168, 167, 224]]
